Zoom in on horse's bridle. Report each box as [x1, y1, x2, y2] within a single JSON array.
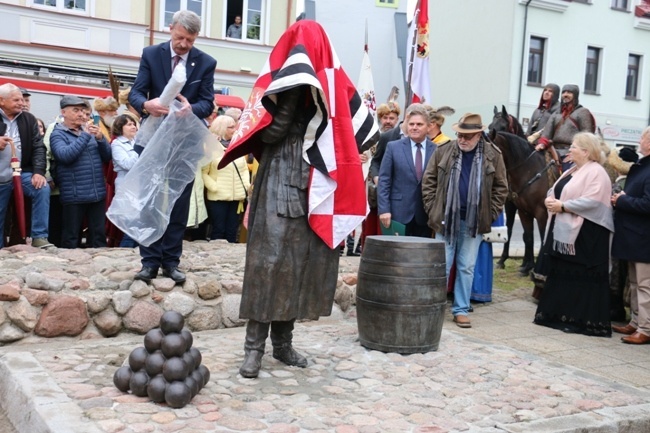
[[500, 139, 557, 196]]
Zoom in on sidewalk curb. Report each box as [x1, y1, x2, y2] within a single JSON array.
[[495, 403, 650, 432], [0, 352, 103, 433]]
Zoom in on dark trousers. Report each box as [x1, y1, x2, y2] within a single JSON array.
[[49, 194, 63, 248], [405, 218, 432, 238], [61, 200, 107, 248], [139, 181, 193, 269], [206, 200, 240, 243]]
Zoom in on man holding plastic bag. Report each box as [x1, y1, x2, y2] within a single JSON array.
[[117, 10, 216, 283]]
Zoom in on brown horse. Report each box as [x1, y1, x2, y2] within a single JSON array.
[[488, 106, 558, 275]]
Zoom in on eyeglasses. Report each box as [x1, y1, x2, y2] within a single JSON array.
[[456, 132, 477, 140]]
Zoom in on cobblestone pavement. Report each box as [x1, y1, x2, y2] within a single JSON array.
[[2, 247, 650, 432], [2, 298, 650, 433]]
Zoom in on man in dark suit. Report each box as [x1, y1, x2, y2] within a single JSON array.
[[129, 10, 216, 283], [377, 104, 435, 237]]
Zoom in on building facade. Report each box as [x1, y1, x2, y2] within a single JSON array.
[[0, 0, 297, 122], [310, 0, 650, 147]]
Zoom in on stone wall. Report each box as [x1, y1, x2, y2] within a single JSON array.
[[0, 242, 359, 344]]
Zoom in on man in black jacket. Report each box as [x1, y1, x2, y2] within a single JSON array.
[[0, 83, 51, 248]]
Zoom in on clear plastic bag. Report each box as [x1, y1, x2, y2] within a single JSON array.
[[107, 100, 220, 246]]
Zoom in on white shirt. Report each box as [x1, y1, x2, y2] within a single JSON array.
[[169, 42, 189, 69]]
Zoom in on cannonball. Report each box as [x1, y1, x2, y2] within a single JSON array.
[[198, 364, 210, 387], [144, 328, 165, 353], [129, 370, 149, 397], [160, 311, 184, 335], [181, 328, 193, 349], [128, 347, 149, 372], [165, 381, 191, 408], [182, 351, 195, 373], [147, 375, 167, 403], [189, 347, 202, 368], [145, 351, 166, 377], [161, 333, 188, 358], [184, 375, 199, 398], [162, 357, 189, 383], [191, 369, 204, 391], [113, 366, 132, 392]]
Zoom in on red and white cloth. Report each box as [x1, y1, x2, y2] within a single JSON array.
[[407, 0, 431, 103], [219, 20, 378, 248]]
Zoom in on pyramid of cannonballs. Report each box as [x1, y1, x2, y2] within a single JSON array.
[[113, 311, 210, 408]]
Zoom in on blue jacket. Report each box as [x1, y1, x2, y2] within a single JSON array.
[[129, 42, 216, 119], [612, 155, 650, 263], [378, 136, 435, 225], [50, 124, 111, 205]]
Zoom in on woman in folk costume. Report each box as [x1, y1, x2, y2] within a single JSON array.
[[219, 20, 378, 378], [533, 132, 614, 336]]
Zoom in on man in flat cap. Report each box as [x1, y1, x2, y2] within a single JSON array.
[[20, 88, 31, 112], [422, 113, 508, 328], [50, 95, 111, 248], [536, 84, 595, 172]]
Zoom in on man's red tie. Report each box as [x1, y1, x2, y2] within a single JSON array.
[[415, 143, 423, 181], [172, 55, 181, 72]]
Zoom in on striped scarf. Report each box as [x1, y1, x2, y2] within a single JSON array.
[[443, 139, 484, 246], [219, 20, 378, 248]]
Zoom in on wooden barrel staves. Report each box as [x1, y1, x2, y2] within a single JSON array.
[[356, 235, 447, 354]]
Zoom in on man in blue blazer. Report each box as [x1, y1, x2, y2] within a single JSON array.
[[378, 104, 435, 237], [129, 10, 216, 284]]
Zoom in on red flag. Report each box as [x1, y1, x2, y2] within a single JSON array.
[[409, 0, 431, 103]]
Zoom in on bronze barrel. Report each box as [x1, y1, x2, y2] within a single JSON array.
[[356, 236, 447, 353]]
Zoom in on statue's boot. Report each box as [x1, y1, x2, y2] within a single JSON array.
[[239, 320, 270, 378], [271, 320, 308, 368]]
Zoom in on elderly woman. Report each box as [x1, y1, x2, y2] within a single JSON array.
[[533, 132, 614, 336], [202, 115, 249, 242]]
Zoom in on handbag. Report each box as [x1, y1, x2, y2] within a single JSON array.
[[482, 226, 508, 243]]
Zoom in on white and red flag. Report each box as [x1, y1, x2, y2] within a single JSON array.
[[407, 0, 431, 103], [357, 21, 376, 120]]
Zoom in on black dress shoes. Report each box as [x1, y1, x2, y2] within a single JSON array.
[[162, 267, 186, 284], [134, 266, 158, 283], [346, 251, 361, 257]]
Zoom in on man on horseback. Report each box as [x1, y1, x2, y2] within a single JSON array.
[[535, 84, 596, 172], [422, 113, 508, 329], [526, 83, 560, 140]]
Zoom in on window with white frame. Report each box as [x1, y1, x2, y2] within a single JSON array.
[[584, 46, 601, 94], [527, 36, 546, 85], [162, 0, 206, 33], [30, 0, 88, 13], [626, 54, 641, 99], [225, 0, 266, 43], [611, 0, 628, 10]]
